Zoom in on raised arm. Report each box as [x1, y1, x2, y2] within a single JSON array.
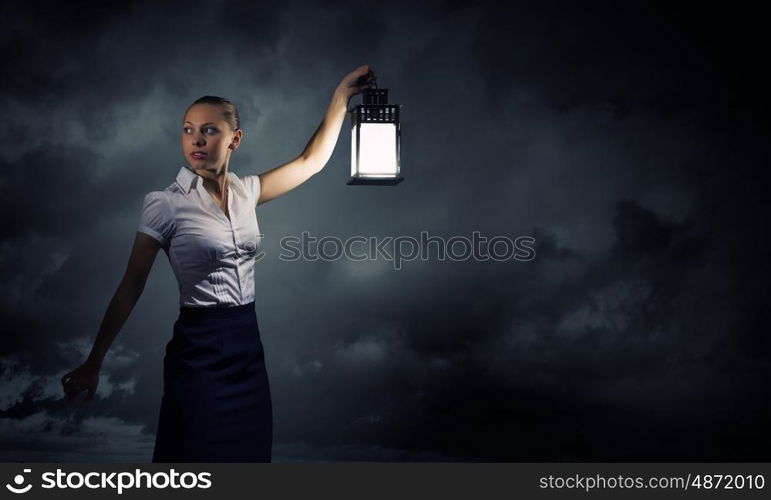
[[256, 64, 377, 206], [61, 232, 161, 402]]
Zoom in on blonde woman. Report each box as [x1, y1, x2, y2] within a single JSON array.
[[61, 65, 377, 462]]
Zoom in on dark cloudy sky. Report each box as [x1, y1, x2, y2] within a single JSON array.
[[1, 0, 769, 462]]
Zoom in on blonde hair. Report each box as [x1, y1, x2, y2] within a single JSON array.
[[186, 95, 240, 131]]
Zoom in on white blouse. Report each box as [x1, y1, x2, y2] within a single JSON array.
[[137, 165, 263, 308]]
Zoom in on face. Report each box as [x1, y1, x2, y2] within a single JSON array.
[[182, 104, 242, 175]]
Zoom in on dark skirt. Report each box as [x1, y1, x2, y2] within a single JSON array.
[[152, 301, 272, 463]]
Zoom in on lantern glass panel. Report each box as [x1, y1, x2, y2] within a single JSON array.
[[350, 125, 357, 177], [357, 122, 398, 177]]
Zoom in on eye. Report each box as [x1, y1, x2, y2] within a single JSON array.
[[204, 127, 218, 134], [183, 127, 193, 134]]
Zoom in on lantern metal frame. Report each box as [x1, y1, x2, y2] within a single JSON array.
[[347, 88, 403, 185]]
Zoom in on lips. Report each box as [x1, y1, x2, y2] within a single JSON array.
[[191, 151, 207, 159]]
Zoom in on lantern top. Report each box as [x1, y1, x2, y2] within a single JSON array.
[[363, 88, 389, 105]]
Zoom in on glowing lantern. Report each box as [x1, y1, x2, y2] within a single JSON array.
[[348, 88, 403, 185]]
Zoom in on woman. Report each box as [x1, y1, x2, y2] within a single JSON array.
[[60, 64, 378, 462]]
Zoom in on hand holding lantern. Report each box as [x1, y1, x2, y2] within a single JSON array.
[[336, 65, 378, 103]]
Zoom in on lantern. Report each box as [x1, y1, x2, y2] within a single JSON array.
[[348, 88, 403, 185]]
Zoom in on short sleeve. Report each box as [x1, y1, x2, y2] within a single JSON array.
[[242, 174, 261, 206], [137, 191, 175, 246]]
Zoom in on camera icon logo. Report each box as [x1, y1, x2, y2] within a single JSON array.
[[5, 468, 33, 494]]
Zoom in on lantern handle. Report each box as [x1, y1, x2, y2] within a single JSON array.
[[347, 80, 383, 112]]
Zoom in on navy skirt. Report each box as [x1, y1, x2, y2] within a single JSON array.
[[152, 301, 272, 463]]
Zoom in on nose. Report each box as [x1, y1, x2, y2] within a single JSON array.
[[192, 131, 206, 147]]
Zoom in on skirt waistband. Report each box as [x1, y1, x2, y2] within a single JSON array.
[[178, 301, 256, 321]]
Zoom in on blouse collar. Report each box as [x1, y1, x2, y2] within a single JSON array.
[[176, 165, 242, 194]]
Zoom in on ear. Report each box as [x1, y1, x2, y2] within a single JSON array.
[[230, 129, 243, 149]]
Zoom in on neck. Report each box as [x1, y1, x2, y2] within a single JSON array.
[[202, 173, 228, 196], [193, 164, 229, 196]]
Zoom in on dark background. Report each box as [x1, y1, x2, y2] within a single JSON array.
[[1, 0, 769, 461]]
